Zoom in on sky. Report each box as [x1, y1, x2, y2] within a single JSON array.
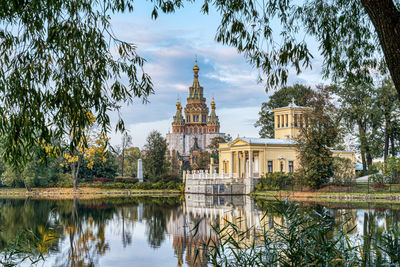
[[108, 2, 325, 148]]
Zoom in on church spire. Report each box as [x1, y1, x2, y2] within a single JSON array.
[[191, 57, 201, 98], [208, 97, 219, 124]]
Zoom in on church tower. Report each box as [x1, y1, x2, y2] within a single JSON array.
[[166, 59, 224, 157], [183, 59, 210, 134]]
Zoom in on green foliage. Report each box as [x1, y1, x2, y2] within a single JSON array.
[[254, 84, 314, 138], [1, 163, 36, 189], [0, 0, 156, 168], [208, 0, 388, 90], [332, 157, 355, 186], [334, 78, 399, 172], [255, 173, 294, 191], [119, 147, 141, 177], [79, 151, 118, 179], [296, 86, 341, 189], [143, 130, 169, 181], [375, 157, 400, 184]]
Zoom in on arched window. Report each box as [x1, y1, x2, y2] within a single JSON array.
[[194, 128, 197, 133]]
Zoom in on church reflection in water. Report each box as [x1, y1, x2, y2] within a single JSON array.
[[166, 194, 277, 267]]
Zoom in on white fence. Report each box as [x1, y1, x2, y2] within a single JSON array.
[[185, 171, 242, 180]]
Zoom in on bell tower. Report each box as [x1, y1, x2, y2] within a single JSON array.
[[184, 59, 209, 134]]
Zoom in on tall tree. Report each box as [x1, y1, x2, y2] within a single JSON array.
[[296, 86, 342, 189], [333, 81, 382, 172], [63, 114, 109, 190], [143, 130, 168, 181], [255, 84, 315, 138], [0, 0, 158, 167], [375, 78, 400, 160]]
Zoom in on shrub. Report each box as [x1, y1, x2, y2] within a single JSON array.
[[92, 177, 114, 183], [255, 173, 294, 191], [114, 177, 137, 184]]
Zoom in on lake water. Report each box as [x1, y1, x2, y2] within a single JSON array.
[[1, 195, 399, 266]]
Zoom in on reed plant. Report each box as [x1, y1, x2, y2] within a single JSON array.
[[193, 199, 400, 266]]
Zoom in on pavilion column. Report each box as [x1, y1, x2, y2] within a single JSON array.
[[236, 151, 240, 176], [249, 150, 253, 178], [230, 152, 234, 175], [240, 152, 245, 178]]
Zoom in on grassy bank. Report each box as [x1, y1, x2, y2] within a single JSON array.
[[0, 187, 180, 199], [252, 189, 400, 204]]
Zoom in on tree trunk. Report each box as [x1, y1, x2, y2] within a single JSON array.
[[391, 131, 396, 156], [24, 180, 31, 192], [358, 120, 368, 172], [383, 121, 389, 161], [72, 163, 77, 191], [72, 159, 81, 192], [384, 117, 390, 161], [361, 0, 400, 100]]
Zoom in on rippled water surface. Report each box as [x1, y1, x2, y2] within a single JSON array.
[[1, 195, 400, 266]]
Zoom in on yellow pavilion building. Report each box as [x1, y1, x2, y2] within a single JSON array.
[[218, 100, 355, 178]]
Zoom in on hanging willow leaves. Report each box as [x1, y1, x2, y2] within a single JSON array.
[[0, 0, 180, 167]]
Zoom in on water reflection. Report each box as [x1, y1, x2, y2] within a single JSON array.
[[0, 196, 399, 266]]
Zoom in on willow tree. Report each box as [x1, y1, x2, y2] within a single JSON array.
[[0, 0, 155, 167], [202, 0, 400, 98]]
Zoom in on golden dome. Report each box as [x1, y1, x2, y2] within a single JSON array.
[[193, 58, 200, 71]]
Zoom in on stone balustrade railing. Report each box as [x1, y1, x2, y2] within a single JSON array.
[[185, 171, 244, 180]]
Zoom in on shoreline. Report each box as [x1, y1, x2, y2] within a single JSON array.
[[252, 190, 400, 204], [0, 187, 180, 200]]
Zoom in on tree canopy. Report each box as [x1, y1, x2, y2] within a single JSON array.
[[0, 0, 154, 167]]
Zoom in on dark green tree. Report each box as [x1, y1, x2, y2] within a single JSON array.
[[333, 81, 384, 172], [375, 78, 400, 160], [207, 135, 233, 157], [255, 84, 315, 138], [79, 151, 118, 179], [296, 86, 342, 189], [143, 130, 168, 181]]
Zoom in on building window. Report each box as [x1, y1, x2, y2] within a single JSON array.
[[277, 116, 280, 128], [202, 115, 206, 122], [280, 162, 284, 172], [194, 128, 197, 133], [285, 114, 288, 127], [187, 116, 190, 122], [289, 161, 294, 173], [267, 161, 273, 173]]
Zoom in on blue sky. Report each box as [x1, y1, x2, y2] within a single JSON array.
[[108, 2, 325, 148]]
